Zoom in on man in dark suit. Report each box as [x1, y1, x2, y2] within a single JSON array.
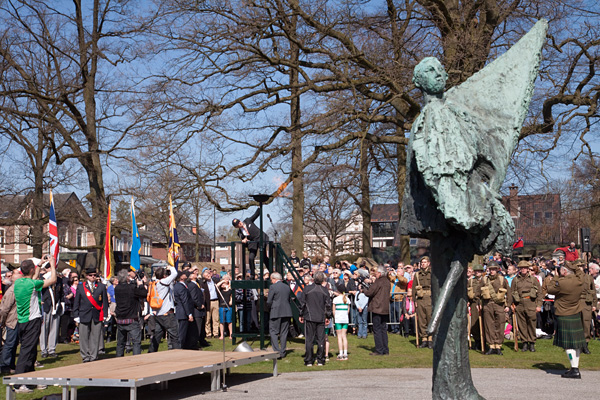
[[299, 272, 332, 366], [232, 208, 269, 279], [266, 272, 293, 359], [188, 267, 210, 347], [173, 270, 197, 349], [73, 266, 108, 363]]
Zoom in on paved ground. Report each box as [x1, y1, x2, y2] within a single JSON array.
[[73, 366, 600, 400]]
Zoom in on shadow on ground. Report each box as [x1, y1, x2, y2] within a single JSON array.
[[532, 362, 567, 375]]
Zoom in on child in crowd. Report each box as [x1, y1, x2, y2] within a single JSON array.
[[216, 275, 233, 339], [333, 292, 350, 360]]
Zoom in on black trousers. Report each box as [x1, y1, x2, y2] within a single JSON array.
[[304, 320, 325, 364], [248, 248, 269, 279], [149, 313, 181, 352], [372, 313, 389, 355], [178, 318, 199, 349], [15, 318, 42, 374], [194, 313, 208, 345]]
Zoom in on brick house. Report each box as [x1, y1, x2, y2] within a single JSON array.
[[144, 223, 212, 264], [501, 184, 562, 245], [0, 192, 95, 265]]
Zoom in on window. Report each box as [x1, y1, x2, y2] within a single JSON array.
[[26, 227, 33, 251], [544, 212, 553, 223], [143, 239, 151, 256], [0, 228, 4, 248], [14, 225, 20, 250], [76, 228, 85, 247], [59, 227, 68, 248], [533, 212, 542, 226], [372, 222, 398, 238]]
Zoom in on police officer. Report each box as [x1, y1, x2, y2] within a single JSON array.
[[481, 261, 509, 355], [414, 256, 432, 348], [577, 259, 597, 354], [509, 260, 542, 352], [467, 265, 483, 350]]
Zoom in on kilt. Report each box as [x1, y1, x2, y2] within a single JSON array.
[[553, 314, 586, 350]]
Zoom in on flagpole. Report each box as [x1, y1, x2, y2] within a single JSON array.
[[104, 200, 112, 280]]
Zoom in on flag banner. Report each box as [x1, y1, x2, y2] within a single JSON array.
[[168, 195, 180, 270], [49, 190, 59, 263], [130, 198, 141, 271], [104, 202, 112, 279], [513, 236, 524, 249]]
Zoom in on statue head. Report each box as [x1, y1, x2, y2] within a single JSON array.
[[413, 57, 448, 95]]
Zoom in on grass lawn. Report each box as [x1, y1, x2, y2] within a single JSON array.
[[2, 334, 599, 399]]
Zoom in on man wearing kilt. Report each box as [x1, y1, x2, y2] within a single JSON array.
[[547, 261, 586, 379]]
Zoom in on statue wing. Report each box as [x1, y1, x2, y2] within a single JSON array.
[[412, 20, 547, 252]]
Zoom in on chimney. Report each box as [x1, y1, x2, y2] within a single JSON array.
[[192, 226, 197, 234], [508, 184, 518, 217]]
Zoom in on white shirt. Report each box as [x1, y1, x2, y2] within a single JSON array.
[[155, 266, 177, 315]]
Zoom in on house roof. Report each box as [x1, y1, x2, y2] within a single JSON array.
[[141, 223, 212, 246], [371, 204, 399, 223], [0, 192, 90, 222]]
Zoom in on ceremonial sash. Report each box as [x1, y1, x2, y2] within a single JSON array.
[[83, 284, 104, 321]]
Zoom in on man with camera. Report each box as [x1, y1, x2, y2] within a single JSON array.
[[148, 265, 180, 352], [548, 261, 586, 379], [12, 256, 56, 393], [363, 266, 391, 355], [114, 269, 147, 356]]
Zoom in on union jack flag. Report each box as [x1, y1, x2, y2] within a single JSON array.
[[49, 190, 59, 263]]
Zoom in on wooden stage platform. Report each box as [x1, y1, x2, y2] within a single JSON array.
[[3, 349, 278, 399]]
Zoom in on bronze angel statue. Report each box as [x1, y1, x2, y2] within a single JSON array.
[[399, 20, 547, 399]]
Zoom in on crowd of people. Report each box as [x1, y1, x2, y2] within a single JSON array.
[[1, 242, 599, 392]]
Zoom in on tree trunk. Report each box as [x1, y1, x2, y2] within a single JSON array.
[[396, 141, 410, 264], [31, 157, 45, 258], [290, 13, 304, 255], [359, 137, 372, 258], [430, 232, 483, 400]]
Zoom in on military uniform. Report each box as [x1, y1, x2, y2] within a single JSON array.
[[509, 269, 542, 351], [580, 271, 598, 349], [547, 262, 585, 379], [467, 268, 483, 349], [414, 268, 432, 347], [481, 270, 509, 355]]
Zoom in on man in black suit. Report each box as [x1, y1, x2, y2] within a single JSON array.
[[266, 272, 293, 359], [188, 267, 210, 347], [173, 270, 197, 349], [299, 272, 332, 366], [232, 208, 269, 279], [73, 266, 108, 363]]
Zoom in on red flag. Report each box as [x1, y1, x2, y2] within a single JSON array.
[[512, 237, 524, 249], [104, 202, 112, 279]]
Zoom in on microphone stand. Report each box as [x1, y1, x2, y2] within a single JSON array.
[[267, 214, 278, 242], [214, 282, 248, 393]]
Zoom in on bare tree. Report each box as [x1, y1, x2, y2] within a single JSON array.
[[0, 0, 152, 265]]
